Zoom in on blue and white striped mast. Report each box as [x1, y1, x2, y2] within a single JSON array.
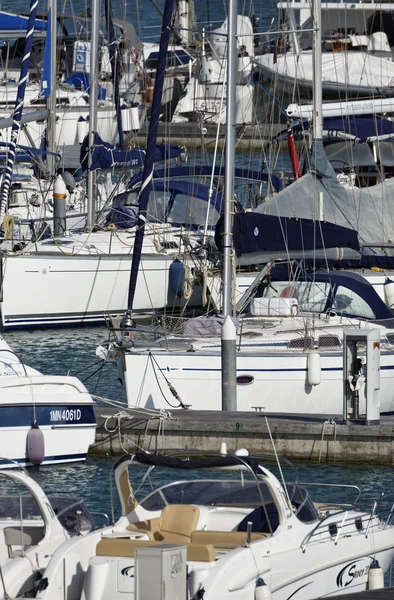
[[0, 0, 39, 223], [125, 0, 176, 314]]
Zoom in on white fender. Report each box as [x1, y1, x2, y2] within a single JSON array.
[[384, 277, 394, 309], [307, 351, 321, 386]]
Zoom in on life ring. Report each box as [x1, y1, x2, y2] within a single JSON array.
[[280, 285, 297, 298], [141, 76, 154, 103]]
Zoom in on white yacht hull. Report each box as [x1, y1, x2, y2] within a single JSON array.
[[119, 349, 394, 414], [0, 105, 119, 148], [0, 252, 175, 328], [0, 375, 96, 467]]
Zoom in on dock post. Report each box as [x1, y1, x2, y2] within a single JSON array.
[[221, 315, 237, 411], [53, 175, 67, 237]]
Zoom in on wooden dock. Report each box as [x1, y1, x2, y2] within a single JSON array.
[[90, 407, 394, 465]]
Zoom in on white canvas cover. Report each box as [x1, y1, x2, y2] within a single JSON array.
[[256, 51, 394, 88], [210, 16, 254, 59]]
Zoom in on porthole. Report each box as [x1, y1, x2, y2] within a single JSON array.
[[236, 375, 254, 385]]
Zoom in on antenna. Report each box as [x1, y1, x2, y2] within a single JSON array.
[[265, 416, 292, 511]]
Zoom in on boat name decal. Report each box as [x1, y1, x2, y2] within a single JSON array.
[[49, 409, 82, 422], [336, 559, 370, 588]]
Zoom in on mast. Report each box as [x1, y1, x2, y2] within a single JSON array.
[[126, 0, 176, 313], [222, 0, 237, 317], [0, 0, 39, 223], [46, 0, 57, 177], [221, 0, 237, 411], [87, 0, 100, 229], [105, 0, 124, 149], [312, 0, 322, 140]]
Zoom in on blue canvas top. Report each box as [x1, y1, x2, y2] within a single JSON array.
[[127, 165, 283, 192]]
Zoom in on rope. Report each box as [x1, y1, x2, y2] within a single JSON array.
[[149, 352, 188, 409], [102, 409, 173, 455]]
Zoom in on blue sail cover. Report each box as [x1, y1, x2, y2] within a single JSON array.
[[0, 11, 47, 31], [215, 211, 360, 258], [80, 133, 186, 172]]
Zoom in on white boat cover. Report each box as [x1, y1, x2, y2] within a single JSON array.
[[255, 51, 394, 89]]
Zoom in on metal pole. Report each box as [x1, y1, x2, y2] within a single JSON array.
[[312, 0, 322, 140], [87, 0, 100, 229], [221, 0, 237, 411], [46, 0, 57, 176], [222, 0, 237, 317]]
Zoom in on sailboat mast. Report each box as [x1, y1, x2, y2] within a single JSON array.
[[221, 0, 238, 412], [222, 0, 237, 317], [46, 0, 57, 176], [312, 0, 322, 140], [87, 0, 100, 229], [126, 0, 176, 313]]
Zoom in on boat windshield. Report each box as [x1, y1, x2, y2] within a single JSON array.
[[138, 479, 318, 524], [139, 479, 274, 511], [262, 279, 376, 319]]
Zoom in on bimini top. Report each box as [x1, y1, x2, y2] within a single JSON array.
[[114, 451, 260, 474], [127, 165, 283, 193]]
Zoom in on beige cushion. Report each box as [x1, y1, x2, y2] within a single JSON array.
[[127, 505, 200, 544], [96, 538, 216, 562], [190, 530, 267, 548], [158, 504, 200, 542], [127, 517, 161, 540]]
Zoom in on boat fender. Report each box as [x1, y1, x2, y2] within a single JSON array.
[[77, 117, 88, 145], [384, 277, 394, 309], [130, 103, 140, 131], [368, 559, 384, 590], [121, 105, 132, 133], [27, 424, 45, 466], [307, 351, 321, 386], [169, 258, 185, 297], [255, 578, 271, 600]]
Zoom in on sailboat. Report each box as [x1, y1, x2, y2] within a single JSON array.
[[0, 1, 198, 329], [100, 0, 394, 417]]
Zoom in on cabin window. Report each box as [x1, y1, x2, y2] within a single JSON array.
[[333, 286, 375, 319], [168, 193, 220, 227], [147, 191, 171, 222]]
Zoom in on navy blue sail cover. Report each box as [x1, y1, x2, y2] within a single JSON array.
[[80, 133, 185, 172], [215, 212, 360, 256]]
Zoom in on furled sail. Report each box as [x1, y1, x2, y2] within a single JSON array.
[[80, 133, 185, 172]]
